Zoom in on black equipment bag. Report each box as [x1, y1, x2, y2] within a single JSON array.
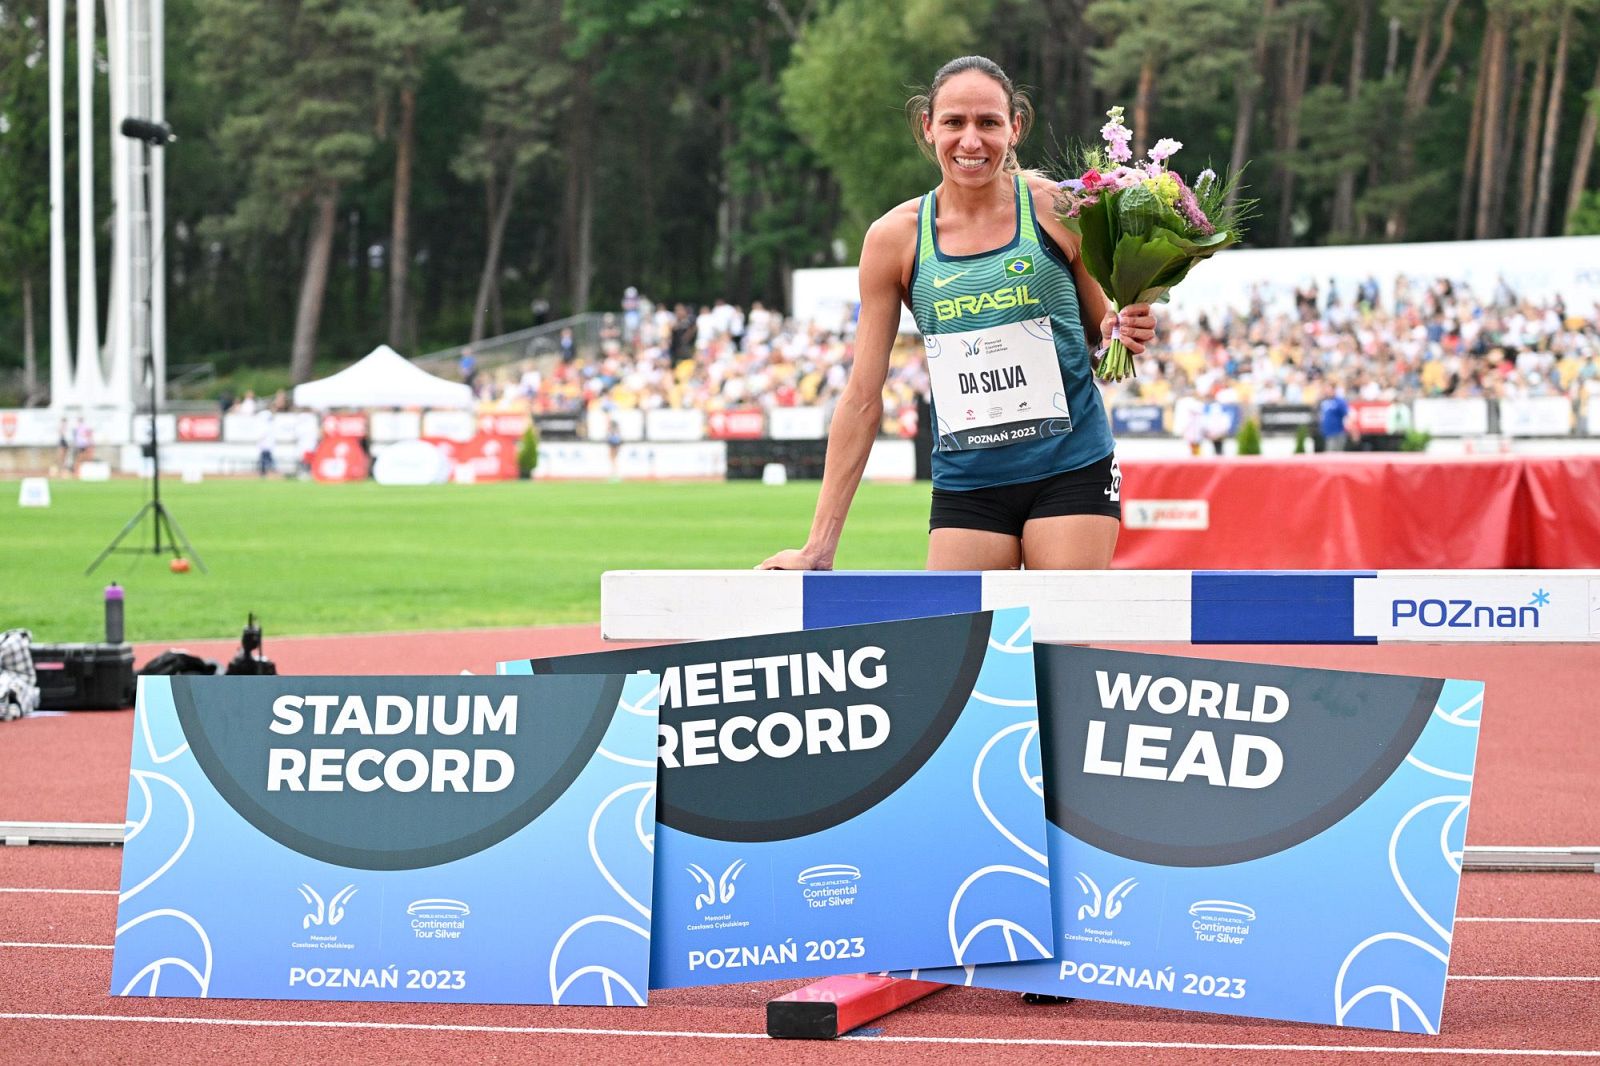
[[32, 642, 137, 710]]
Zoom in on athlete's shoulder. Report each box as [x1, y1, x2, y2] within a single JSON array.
[[867, 197, 922, 244], [861, 197, 922, 279]]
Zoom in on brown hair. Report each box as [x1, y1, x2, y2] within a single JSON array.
[[906, 56, 1034, 177]]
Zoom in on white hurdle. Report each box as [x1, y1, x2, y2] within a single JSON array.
[[602, 569, 1600, 644]]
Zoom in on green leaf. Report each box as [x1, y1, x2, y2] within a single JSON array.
[[1108, 232, 1188, 307], [1074, 197, 1117, 295]]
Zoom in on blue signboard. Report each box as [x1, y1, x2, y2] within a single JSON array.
[[906, 647, 1483, 1034], [513, 608, 1055, 989], [112, 673, 660, 1005]]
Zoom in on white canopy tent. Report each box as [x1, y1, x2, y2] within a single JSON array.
[[291, 345, 474, 410]]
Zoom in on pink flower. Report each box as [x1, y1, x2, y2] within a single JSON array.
[[1148, 138, 1183, 164]]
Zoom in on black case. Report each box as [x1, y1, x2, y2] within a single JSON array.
[[32, 642, 137, 710]]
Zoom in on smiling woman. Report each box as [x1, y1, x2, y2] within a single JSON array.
[[761, 55, 1161, 576]]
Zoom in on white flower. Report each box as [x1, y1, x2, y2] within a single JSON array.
[[1148, 138, 1184, 164]]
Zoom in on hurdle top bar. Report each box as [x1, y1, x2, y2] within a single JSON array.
[[601, 570, 1600, 644]]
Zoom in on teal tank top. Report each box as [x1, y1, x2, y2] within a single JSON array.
[[909, 175, 1114, 491]]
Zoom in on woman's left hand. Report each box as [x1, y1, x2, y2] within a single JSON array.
[[1101, 304, 1158, 354]]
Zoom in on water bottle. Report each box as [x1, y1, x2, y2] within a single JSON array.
[[104, 583, 125, 644]]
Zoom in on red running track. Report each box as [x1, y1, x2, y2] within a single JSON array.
[[0, 626, 1596, 1063]]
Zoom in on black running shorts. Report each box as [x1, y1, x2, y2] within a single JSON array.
[[929, 453, 1121, 537]]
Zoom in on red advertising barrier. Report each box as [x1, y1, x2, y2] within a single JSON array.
[[1115, 455, 1600, 569], [707, 408, 764, 440], [176, 415, 222, 442], [425, 432, 521, 481], [310, 435, 370, 482]]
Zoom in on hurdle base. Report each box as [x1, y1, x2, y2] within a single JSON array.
[[767, 974, 946, 1039]]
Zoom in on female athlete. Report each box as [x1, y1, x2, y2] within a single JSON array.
[[761, 55, 1157, 573]]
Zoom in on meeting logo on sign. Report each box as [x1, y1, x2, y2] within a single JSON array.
[[684, 859, 751, 933], [1065, 873, 1137, 948], [293, 883, 359, 950], [688, 859, 744, 911], [300, 883, 357, 929], [1189, 899, 1255, 946]]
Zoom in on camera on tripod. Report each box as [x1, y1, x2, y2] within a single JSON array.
[[226, 613, 277, 676]]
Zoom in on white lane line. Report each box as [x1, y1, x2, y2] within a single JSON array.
[[0, 1013, 1597, 1056], [0, 888, 118, 895], [1, 943, 113, 950], [1449, 976, 1600, 982], [1457, 917, 1600, 924]]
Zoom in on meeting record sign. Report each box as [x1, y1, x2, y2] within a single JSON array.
[[111, 673, 660, 1005], [514, 608, 1056, 989]]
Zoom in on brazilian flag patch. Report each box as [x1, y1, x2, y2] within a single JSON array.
[[1003, 255, 1034, 277]]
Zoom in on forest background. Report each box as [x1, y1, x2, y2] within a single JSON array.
[[2, 0, 1599, 403]]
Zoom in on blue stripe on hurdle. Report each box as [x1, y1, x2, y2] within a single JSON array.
[[1191, 570, 1377, 644], [802, 571, 983, 630]]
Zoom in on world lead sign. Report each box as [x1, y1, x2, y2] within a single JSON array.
[[909, 647, 1483, 1034], [112, 674, 660, 1005]]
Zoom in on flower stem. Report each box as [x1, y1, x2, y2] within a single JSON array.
[[1096, 333, 1136, 382]]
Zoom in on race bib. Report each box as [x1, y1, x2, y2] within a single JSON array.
[[925, 317, 1071, 451]]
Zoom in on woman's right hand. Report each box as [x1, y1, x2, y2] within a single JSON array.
[[758, 547, 831, 571]]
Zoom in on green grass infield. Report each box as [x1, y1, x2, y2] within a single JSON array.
[[4, 478, 933, 642]]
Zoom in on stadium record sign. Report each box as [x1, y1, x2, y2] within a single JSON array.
[[904, 647, 1483, 1034], [508, 607, 1055, 989], [111, 673, 661, 1005]]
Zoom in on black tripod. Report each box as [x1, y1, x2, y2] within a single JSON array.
[[86, 118, 206, 576]]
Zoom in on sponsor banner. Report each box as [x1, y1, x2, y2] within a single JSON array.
[[533, 413, 583, 440], [132, 415, 178, 446], [0, 409, 60, 446], [706, 408, 765, 441], [370, 411, 423, 443], [1111, 404, 1166, 436], [1498, 396, 1573, 437], [1412, 398, 1488, 436], [477, 413, 531, 439], [421, 409, 478, 442], [1257, 404, 1316, 435], [112, 674, 660, 1005], [1124, 499, 1209, 531], [321, 413, 370, 439], [176, 414, 222, 442], [588, 407, 645, 442], [645, 408, 706, 443], [1352, 575, 1591, 641], [768, 406, 827, 441], [1349, 401, 1395, 435], [513, 608, 1055, 989], [907, 646, 1482, 1034]]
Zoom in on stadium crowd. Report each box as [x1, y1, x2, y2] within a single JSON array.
[[466, 275, 1600, 436]]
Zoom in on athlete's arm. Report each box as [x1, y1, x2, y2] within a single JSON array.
[[759, 210, 910, 571]]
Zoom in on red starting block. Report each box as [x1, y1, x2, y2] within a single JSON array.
[[766, 974, 947, 1039]]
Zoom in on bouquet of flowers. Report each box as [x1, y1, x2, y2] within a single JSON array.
[[1055, 106, 1252, 382]]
